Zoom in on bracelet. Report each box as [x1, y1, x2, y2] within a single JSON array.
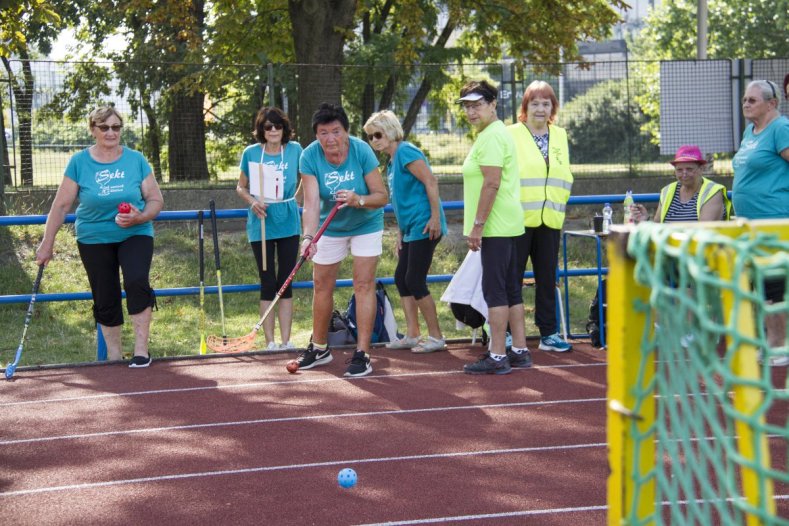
[[302, 234, 314, 241]]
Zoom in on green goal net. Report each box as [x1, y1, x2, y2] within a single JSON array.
[[607, 221, 789, 526]]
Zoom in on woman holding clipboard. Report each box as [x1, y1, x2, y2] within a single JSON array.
[[236, 106, 303, 350]]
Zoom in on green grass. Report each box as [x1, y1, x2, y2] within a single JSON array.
[[0, 221, 604, 367]]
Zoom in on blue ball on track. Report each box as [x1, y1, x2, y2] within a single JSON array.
[[338, 468, 357, 488]]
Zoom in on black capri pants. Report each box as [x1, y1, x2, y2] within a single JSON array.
[[480, 236, 523, 309], [394, 236, 441, 300], [251, 235, 300, 301], [77, 235, 156, 327]]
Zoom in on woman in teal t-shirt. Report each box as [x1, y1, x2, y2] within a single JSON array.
[[363, 109, 447, 354], [236, 107, 303, 351], [36, 106, 164, 368], [295, 103, 389, 378]]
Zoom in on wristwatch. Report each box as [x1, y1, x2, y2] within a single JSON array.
[[473, 218, 485, 227], [358, 197, 366, 208]]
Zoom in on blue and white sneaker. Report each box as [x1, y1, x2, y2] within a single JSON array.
[[539, 333, 572, 352]]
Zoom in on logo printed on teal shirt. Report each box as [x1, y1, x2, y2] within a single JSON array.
[[95, 168, 126, 197]]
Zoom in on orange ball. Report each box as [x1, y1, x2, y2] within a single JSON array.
[[286, 360, 299, 374]]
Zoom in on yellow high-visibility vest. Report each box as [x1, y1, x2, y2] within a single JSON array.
[[659, 178, 732, 222], [508, 123, 573, 229]]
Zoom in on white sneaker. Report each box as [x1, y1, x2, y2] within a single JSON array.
[[265, 341, 279, 351], [281, 341, 296, 350]]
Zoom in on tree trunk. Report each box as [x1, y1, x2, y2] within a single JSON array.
[[288, 0, 357, 145], [0, 87, 11, 197], [141, 97, 163, 182], [168, 89, 209, 181], [3, 56, 34, 186]]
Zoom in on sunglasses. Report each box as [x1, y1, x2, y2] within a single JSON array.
[[263, 122, 283, 131], [367, 131, 383, 141], [95, 124, 123, 132]]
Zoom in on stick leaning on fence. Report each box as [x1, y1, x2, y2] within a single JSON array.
[[207, 202, 341, 353]]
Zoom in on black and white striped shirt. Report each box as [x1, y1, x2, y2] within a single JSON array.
[[664, 190, 699, 222]]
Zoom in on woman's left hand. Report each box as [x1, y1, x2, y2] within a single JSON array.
[[423, 215, 441, 240], [336, 190, 361, 209], [115, 204, 142, 228]]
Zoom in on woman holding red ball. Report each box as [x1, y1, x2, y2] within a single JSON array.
[[36, 106, 164, 368]]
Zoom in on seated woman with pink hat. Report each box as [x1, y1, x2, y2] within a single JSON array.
[[630, 145, 731, 223]]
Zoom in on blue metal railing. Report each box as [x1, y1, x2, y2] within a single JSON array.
[[1, 194, 663, 359]]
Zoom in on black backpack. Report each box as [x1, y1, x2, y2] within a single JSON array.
[[450, 303, 489, 346]]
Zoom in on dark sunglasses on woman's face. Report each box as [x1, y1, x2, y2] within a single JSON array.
[[263, 122, 283, 131], [367, 131, 383, 141], [96, 124, 123, 132]]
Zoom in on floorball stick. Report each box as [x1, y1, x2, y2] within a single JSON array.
[[209, 200, 227, 341], [5, 264, 45, 380], [258, 163, 267, 271], [207, 202, 342, 353], [198, 210, 207, 355]]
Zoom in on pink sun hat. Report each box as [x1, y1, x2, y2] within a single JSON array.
[[670, 145, 707, 166]]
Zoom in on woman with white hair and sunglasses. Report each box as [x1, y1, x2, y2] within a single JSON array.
[[733, 79, 789, 367], [363, 110, 447, 354]]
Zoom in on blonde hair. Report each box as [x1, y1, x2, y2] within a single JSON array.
[[363, 110, 404, 141], [88, 106, 124, 130]]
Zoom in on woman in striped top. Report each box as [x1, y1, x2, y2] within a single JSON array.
[[630, 145, 730, 223]]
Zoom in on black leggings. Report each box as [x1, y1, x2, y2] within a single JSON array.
[[77, 235, 156, 327], [394, 236, 441, 300], [515, 225, 561, 336], [251, 235, 300, 300]]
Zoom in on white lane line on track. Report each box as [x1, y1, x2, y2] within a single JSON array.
[[356, 504, 609, 525], [0, 362, 605, 407], [0, 397, 606, 445], [0, 442, 607, 498]]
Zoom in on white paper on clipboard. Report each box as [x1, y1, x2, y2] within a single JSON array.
[[248, 161, 284, 201]]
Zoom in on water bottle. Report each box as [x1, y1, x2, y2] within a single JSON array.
[[623, 190, 634, 224], [602, 203, 613, 234]]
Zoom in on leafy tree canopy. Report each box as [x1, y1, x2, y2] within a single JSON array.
[[633, 0, 789, 59]]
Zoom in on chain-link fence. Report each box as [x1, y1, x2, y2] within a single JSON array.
[[1, 58, 787, 189]]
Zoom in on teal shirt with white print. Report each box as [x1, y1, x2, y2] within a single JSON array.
[[299, 135, 383, 237], [65, 147, 154, 244], [239, 141, 303, 242], [388, 141, 447, 242]]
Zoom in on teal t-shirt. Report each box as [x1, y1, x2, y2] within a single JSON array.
[[239, 141, 303, 242], [388, 141, 447, 242], [461, 120, 522, 237], [65, 147, 154, 244], [732, 116, 789, 219], [299, 135, 383, 237]]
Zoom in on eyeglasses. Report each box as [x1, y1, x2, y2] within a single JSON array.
[[95, 124, 123, 132], [367, 131, 383, 141], [675, 167, 699, 174], [462, 101, 488, 112], [263, 123, 283, 131]]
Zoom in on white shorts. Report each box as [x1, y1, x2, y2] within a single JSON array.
[[312, 230, 383, 265]]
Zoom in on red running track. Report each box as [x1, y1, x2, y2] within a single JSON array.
[[0, 341, 785, 525]]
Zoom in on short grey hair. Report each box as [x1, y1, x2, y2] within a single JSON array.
[[88, 106, 124, 130], [747, 80, 780, 101], [363, 110, 404, 142]]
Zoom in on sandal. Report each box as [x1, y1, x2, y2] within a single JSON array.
[[411, 336, 446, 354]]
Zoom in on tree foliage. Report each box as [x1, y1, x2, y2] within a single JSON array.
[[561, 79, 659, 164], [633, 0, 789, 59]]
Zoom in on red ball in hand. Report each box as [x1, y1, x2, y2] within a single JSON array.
[[118, 202, 131, 214], [286, 360, 300, 374]]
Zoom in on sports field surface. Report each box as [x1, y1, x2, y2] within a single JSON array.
[[0, 339, 612, 525], [1, 340, 786, 525]]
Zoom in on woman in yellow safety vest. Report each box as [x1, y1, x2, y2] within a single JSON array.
[[630, 144, 731, 223], [508, 81, 573, 353]]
